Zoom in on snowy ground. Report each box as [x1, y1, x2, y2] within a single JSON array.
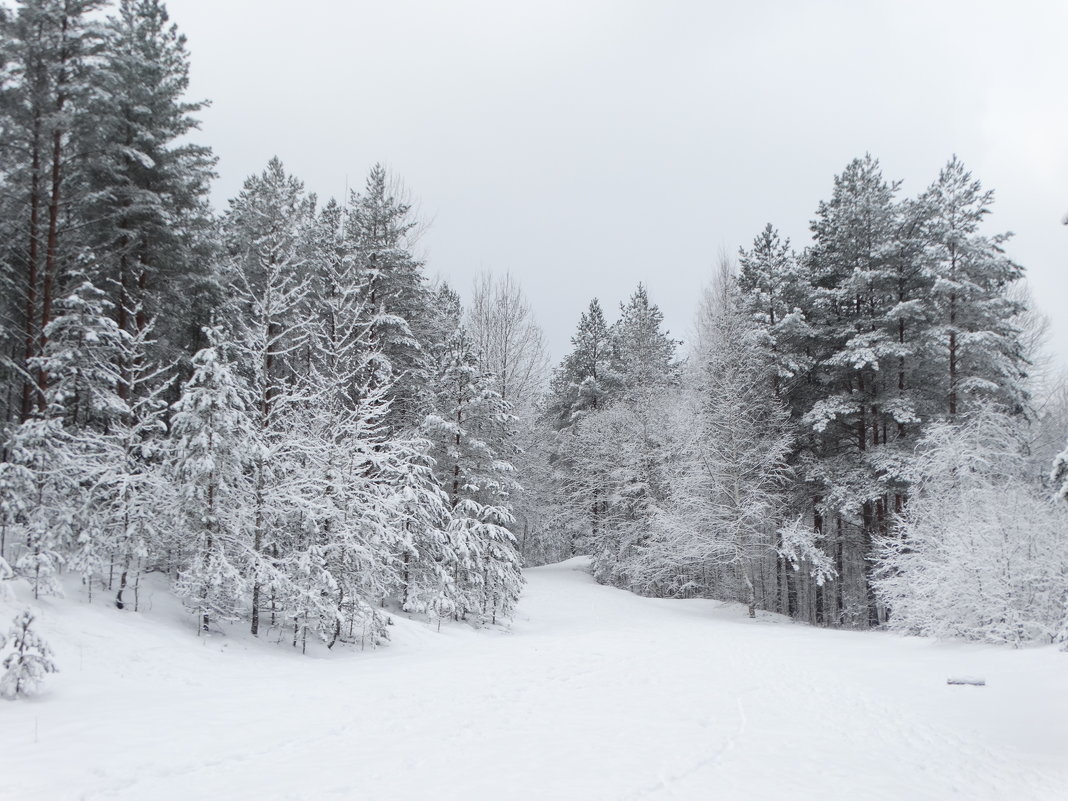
[[3, 558, 1067, 801]]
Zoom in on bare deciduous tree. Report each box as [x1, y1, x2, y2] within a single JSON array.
[[466, 272, 549, 415]]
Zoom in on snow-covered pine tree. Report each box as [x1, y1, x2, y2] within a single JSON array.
[[2, 417, 68, 599], [0, 274, 126, 600], [610, 283, 678, 394], [281, 346, 401, 650], [170, 328, 253, 634], [737, 224, 814, 393], [306, 198, 363, 403], [580, 285, 679, 586], [386, 434, 454, 623], [223, 157, 316, 636], [544, 298, 623, 557], [732, 156, 1036, 629], [346, 164, 434, 435], [32, 274, 129, 600], [736, 227, 820, 614], [917, 156, 1027, 418], [0, 0, 105, 421], [0, 609, 58, 699], [84, 0, 216, 368], [424, 324, 523, 624], [545, 298, 619, 430], [34, 275, 128, 430], [798, 155, 912, 627], [290, 212, 445, 647], [556, 401, 643, 583], [465, 272, 554, 564]]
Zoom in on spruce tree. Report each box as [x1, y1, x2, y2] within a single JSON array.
[[1, 609, 58, 699], [170, 329, 253, 633]]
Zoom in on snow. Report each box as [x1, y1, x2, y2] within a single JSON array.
[[2, 558, 1067, 801]]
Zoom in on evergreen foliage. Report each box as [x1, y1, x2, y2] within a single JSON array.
[[1, 609, 58, 699], [0, 0, 1058, 662]]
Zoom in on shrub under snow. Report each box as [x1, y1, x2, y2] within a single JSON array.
[[873, 410, 1068, 646]]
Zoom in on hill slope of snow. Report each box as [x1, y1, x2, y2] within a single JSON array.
[[2, 558, 1067, 800]]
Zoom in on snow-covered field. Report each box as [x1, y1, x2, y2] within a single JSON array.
[[3, 558, 1067, 801]]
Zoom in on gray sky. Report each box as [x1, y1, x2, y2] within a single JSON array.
[[166, 0, 1068, 367]]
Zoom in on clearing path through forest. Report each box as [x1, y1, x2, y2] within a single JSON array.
[[2, 557, 1067, 800]]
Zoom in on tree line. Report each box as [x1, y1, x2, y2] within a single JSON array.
[[541, 155, 1068, 646], [0, 0, 528, 650], [1, 0, 1065, 653]]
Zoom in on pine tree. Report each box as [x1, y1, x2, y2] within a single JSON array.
[[170, 329, 253, 633], [346, 164, 433, 434], [35, 275, 127, 432], [0, 609, 58, 699], [0, 0, 105, 419], [917, 156, 1026, 417], [546, 299, 618, 429], [424, 325, 522, 623], [735, 156, 1034, 628], [32, 275, 129, 599], [388, 435, 453, 621], [3, 417, 68, 599], [545, 298, 622, 558], [84, 0, 216, 369], [579, 285, 679, 585], [223, 157, 315, 636], [798, 154, 909, 627], [611, 283, 678, 394], [282, 356, 402, 650], [737, 224, 813, 390]]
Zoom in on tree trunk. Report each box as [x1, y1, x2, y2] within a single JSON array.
[[38, 13, 71, 411], [20, 107, 43, 421]]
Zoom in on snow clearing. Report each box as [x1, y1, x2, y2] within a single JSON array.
[[3, 557, 1066, 801]]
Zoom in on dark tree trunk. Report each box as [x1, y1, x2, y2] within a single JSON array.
[[21, 107, 43, 421]]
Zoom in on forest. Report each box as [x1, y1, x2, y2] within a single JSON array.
[[1, 0, 1067, 699]]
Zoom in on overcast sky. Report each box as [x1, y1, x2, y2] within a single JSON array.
[[166, 0, 1068, 367]]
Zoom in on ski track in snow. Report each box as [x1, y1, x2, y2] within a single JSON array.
[[2, 557, 1067, 801]]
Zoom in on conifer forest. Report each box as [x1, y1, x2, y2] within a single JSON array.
[[1, 2, 1066, 798]]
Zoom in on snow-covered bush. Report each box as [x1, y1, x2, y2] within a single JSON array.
[[873, 409, 1068, 646]]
